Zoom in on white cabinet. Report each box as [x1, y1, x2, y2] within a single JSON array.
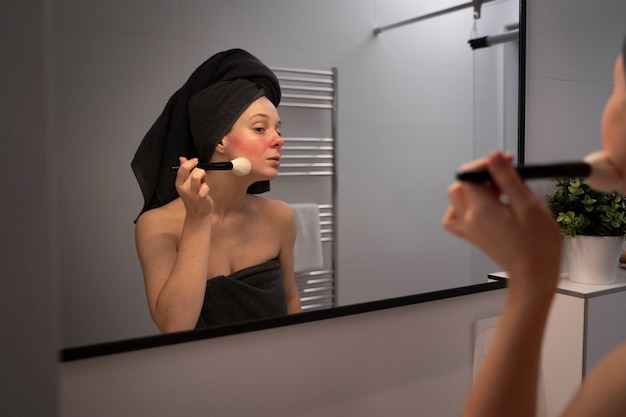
[[490, 270, 626, 417]]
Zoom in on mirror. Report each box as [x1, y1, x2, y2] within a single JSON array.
[[57, 0, 524, 350]]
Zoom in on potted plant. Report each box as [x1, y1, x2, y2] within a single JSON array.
[[546, 178, 626, 284]]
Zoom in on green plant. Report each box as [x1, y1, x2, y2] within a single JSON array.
[[546, 178, 626, 237]]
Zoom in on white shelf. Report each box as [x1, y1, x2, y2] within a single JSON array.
[[488, 268, 626, 298]]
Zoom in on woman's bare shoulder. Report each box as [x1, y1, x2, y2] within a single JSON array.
[[253, 198, 296, 247], [254, 197, 293, 219], [135, 199, 185, 236]]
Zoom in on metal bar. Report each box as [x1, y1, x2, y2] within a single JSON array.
[[300, 279, 334, 285], [295, 269, 333, 276], [299, 283, 333, 290], [301, 286, 334, 294], [283, 145, 333, 151], [279, 102, 334, 109], [468, 29, 519, 50], [301, 303, 334, 311], [275, 75, 333, 84], [283, 137, 333, 142], [270, 66, 334, 76], [296, 272, 333, 278], [281, 154, 333, 159], [373, 0, 497, 35], [282, 93, 334, 101], [299, 293, 333, 300], [280, 84, 333, 93], [279, 163, 334, 168]]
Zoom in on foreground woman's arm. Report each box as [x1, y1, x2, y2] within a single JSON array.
[[443, 151, 561, 417]]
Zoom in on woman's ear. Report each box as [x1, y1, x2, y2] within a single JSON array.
[[213, 138, 227, 155]]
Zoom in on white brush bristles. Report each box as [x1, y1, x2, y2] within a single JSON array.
[[583, 151, 624, 194], [231, 157, 252, 176]]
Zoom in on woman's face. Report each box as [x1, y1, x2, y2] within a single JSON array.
[[220, 96, 284, 178], [602, 55, 626, 161]]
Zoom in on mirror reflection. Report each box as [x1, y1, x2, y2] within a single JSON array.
[[57, 0, 522, 348], [131, 49, 304, 333]]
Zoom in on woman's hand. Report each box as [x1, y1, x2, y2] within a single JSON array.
[[175, 156, 214, 218], [442, 151, 562, 295]]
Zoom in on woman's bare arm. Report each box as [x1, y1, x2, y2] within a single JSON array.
[[273, 201, 302, 314], [135, 210, 212, 333], [135, 157, 215, 333], [444, 151, 562, 417]]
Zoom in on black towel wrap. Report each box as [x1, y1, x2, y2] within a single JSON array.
[[131, 48, 281, 221]]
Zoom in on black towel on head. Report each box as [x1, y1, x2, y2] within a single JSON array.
[[131, 49, 281, 221], [188, 79, 265, 171]]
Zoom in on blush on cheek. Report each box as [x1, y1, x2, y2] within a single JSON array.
[[237, 142, 265, 157]]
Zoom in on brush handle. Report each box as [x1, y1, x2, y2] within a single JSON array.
[[456, 162, 592, 182], [169, 162, 233, 171]]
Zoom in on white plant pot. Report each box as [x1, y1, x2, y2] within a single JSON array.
[[564, 235, 624, 285]]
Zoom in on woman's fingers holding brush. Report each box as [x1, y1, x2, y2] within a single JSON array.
[[443, 151, 561, 287], [444, 152, 515, 236], [175, 156, 208, 191], [174, 156, 198, 179], [175, 156, 213, 217]]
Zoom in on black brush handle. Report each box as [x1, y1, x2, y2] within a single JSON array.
[[456, 162, 591, 182], [169, 162, 234, 171]]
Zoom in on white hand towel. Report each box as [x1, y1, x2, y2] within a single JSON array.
[[290, 203, 324, 273]]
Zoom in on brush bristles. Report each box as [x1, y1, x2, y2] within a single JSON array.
[[231, 157, 252, 176], [583, 151, 623, 194]]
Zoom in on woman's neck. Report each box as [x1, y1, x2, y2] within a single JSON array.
[[206, 172, 253, 217]]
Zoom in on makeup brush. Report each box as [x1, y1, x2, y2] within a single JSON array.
[[170, 157, 252, 177], [456, 152, 623, 192], [456, 161, 591, 182]]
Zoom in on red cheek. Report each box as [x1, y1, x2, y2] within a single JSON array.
[[228, 134, 264, 156], [238, 142, 264, 156]]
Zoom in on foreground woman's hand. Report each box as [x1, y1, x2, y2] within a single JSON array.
[[442, 150, 562, 295]]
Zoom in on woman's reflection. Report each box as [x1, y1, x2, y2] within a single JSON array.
[[131, 49, 302, 333]]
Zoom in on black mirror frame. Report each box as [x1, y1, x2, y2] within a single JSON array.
[[61, 0, 525, 363]]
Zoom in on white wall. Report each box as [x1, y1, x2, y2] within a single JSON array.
[[54, 0, 518, 348], [525, 0, 626, 198], [59, 288, 507, 417]]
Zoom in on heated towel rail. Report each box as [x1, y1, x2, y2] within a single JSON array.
[[269, 66, 337, 311]]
